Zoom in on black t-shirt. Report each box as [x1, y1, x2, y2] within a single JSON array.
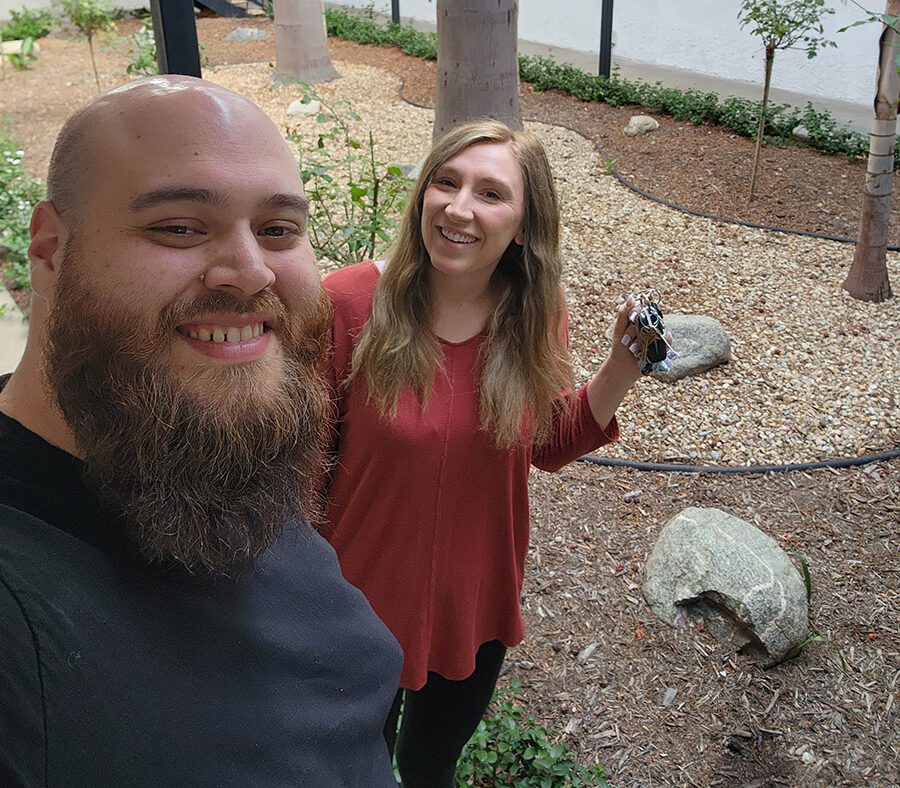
[[0, 399, 402, 786]]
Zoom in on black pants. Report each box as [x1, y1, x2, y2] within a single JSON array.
[[383, 640, 507, 787]]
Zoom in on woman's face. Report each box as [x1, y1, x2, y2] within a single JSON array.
[[420, 141, 525, 285]]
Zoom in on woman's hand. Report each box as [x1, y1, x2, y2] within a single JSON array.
[[585, 296, 673, 429], [608, 296, 645, 386]]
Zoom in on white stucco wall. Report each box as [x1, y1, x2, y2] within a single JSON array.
[[2, 0, 879, 107], [330, 0, 880, 108], [0, 0, 144, 18]]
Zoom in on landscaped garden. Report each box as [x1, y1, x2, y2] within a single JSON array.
[[0, 7, 897, 785]]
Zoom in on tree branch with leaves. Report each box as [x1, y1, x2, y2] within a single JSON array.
[[738, 0, 836, 200]]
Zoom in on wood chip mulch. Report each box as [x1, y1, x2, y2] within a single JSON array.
[[1, 17, 897, 786]]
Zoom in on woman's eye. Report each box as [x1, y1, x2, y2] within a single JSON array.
[[483, 191, 501, 201]]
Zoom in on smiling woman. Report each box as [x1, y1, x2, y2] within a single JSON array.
[[320, 118, 658, 787]]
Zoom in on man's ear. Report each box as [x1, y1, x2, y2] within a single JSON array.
[[28, 201, 67, 295]]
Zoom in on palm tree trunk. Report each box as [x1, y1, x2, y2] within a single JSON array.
[[749, 46, 774, 202], [434, 0, 520, 140], [273, 0, 338, 84], [843, 0, 899, 302]]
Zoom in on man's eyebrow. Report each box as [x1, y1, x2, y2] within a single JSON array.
[[261, 193, 310, 215], [128, 187, 229, 212]]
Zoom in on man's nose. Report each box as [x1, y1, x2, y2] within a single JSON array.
[[200, 229, 276, 295]]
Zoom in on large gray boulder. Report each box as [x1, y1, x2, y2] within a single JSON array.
[[655, 313, 730, 382], [642, 507, 809, 665]]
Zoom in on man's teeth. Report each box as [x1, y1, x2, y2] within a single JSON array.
[[187, 323, 264, 343], [441, 227, 477, 244]]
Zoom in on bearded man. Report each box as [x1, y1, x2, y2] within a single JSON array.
[[0, 76, 401, 786]]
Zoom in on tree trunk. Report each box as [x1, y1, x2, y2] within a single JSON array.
[[434, 0, 520, 141], [749, 46, 774, 202], [273, 0, 338, 85], [843, 0, 898, 302]]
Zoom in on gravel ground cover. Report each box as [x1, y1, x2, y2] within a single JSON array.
[[1, 16, 897, 785]]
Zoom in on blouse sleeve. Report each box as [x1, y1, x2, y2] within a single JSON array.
[[531, 386, 619, 472]]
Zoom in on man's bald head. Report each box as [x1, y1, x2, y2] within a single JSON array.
[[45, 75, 289, 224]]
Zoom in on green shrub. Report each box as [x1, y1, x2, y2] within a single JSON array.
[[455, 679, 608, 787], [0, 137, 44, 293], [324, 8, 436, 60], [1, 6, 54, 41]]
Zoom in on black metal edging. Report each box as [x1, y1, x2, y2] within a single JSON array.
[[611, 170, 900, 252], [577, 447, 900, 474]]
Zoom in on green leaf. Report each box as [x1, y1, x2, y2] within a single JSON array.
[[794, 550, 813, 602]]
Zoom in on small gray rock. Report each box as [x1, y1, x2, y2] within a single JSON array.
[[792, 124, 811, 141], [642, 507, 809, 665], [225, 27, 270, 42], [655, 313, 730, 382], [1, 39, 40, 56], [624, 115, 660, 136], [662, 687, 678, 707], [287, 98, 321, 116]]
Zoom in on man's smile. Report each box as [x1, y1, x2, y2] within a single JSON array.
[[179, 322, 267, 343]]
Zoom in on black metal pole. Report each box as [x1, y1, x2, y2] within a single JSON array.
[[391, 0, 400, 25], [150, 0, 202, 77], [598, 0, 613, 78]]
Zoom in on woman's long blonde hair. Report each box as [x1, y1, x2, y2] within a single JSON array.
[[349, 119, 573, 449]]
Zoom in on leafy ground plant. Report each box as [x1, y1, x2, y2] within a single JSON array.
[[768, 551, 848, 671], [6, 36, 38, 70], [455, 679, 608, 787], [0, 135, 44, 298], [1, 6, 54, 41], [289, 85, 411, 267]]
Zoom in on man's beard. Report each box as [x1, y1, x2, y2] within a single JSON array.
[[43, 243, 332, 576]]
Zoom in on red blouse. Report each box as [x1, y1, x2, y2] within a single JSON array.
[[322, 261, 619, 690]]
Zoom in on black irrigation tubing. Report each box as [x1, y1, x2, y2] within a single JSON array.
[[577, 446, 900, 474], [391, 84, 900, 476]]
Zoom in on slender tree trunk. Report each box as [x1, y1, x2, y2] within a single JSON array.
[[273, 0, 338, 85], [88, 34, 101, 93], [843, 0, 898, 302], [749, 46, 774, 202], [434, 0, 520, 141]]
